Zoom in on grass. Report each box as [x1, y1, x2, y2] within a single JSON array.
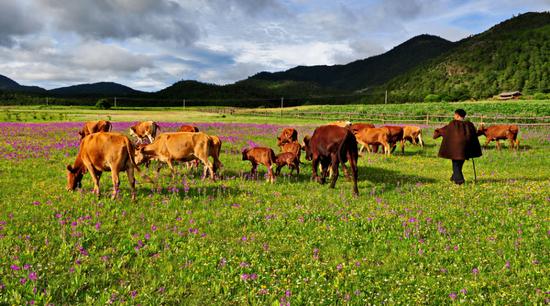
[[0, 108, 548, 304]]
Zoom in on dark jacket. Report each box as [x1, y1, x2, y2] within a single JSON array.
[[438, 120, 482, 160]]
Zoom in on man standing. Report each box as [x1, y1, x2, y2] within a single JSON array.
[[436, 109, 482, 185]]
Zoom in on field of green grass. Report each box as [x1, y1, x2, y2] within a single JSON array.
[[0, 104, 548, 304]]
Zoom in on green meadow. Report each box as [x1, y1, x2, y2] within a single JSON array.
[[0, 103, 548, 304]]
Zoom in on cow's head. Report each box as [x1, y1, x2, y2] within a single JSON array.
[[66, 164, 85, 191], [78, 130, 86, 140], [241, 148, 250, 161], [302, 135, 312, 161], [477, 124, 487, 136], [276, 136, 283, 147], [433, 128, 443, 139], [134, 145, 149, 165], [128, 126, 137, 138]]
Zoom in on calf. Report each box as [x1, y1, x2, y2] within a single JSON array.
[[178, 125, 199, 132], [67, 132, 138, 200], [241, 147, 276, 183], [134, 132, 216, 180], [129, 121, 160, 144], [403, 126, 424, 147], [78, 120, 112, 140], [277, 128, 298, 147], [281, 141, 302, 162], [477, 124, 519, 150], [275, 152, 300, 176], [355, 127, 391, 155], [303, 125, 359, 195]]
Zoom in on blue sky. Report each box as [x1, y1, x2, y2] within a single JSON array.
[[0, 0, 548, 91]]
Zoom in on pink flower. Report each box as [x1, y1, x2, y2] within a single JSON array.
[[29, 272, 37, 281]]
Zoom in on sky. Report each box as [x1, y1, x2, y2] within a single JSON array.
[[0, 0, 548, 91]]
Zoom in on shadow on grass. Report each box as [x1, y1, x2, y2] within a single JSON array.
[[358, 165, 436, 188]]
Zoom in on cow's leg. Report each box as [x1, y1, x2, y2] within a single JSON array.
[[484, 138, 491, 149], [496, 140, 501, 150], [400, 139, 405, 154], [126, 166, 136, 200], [266, 162, 275, 183], [250, 162, 258, 179], [320, 159, 331, 184], [110, 170, 120, 200], [347, 151, 359, 196], [507, 135, 515, 150], [86, 166, 101, 197], [418, 134, 424, 147], [311, 157, 320, 183], [329, 155, 339, 189], [276, 165, 282, 176], [147, 134, 154, 144]]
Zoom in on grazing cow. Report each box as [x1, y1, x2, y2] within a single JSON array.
[[355, 127, 391, 155], [380, 126, 404, 153], [242, 147, 277, 183], [403, 126, 424, 147], [349, 123, 375, 135], [433, 127, 445, 139], [477, 124, 519, 150], [277, 128, 298, 147], [129, 121, 160, 144], [134, 132, 216, 180], [281, 141, 302, 162], [178, 125, 199, 133], [67, 132, 138, 200], [78, 120, 112, 140], [302, 125, 359, 195], [274, 152, 300, 176], [327, 120, 352, 128]]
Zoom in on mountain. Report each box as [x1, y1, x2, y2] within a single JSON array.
[[384, 12, 550, 101], [248, 34, 455, 91], [49, 82, 142, 97], [0, 74, 46, 93]]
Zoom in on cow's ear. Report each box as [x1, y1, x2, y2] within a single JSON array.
[[67, 164, 74, 172], [277, 136, 281, 141]]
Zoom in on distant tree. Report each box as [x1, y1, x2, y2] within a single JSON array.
[[533, 92, 548, 100], [95, 99, 112, 109], [424, 94, 441, 102]]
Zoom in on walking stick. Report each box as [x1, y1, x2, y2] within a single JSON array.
[[472, 158, 477, 183]]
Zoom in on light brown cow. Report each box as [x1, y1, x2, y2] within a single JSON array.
[[477, 124, 519, 150], [134, 132, 216, 180], [281, 141, 302, 162], [178, 125, 199, 133], [275, 152, 300, 176], [403, 126, 424, 147], [78, 120, 112, 140], [277, 128, 298, 147], [67, 132, 139, 200], [355, 127, 391, 155], [349, 123, 375, 135], [241, 147, 276, 183], [327, 120, 352, 128], [129, 121, 160, 144]]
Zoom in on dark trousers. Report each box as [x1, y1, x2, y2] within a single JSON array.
[[451, 160, 465, 184]]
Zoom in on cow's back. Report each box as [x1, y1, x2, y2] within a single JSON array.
[[158, 132, 211, 159], [80, 132, 132, 170]]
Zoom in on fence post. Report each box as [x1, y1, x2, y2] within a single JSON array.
[[426, 114, 429, 125]]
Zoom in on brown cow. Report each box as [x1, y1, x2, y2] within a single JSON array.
[[277, 128, 298, 147], [379, 126, 404, 153], [433, 127, 445, 139], [275, 152, 300, 176], [78, 120, 112, 140], [129, 121, 160, 144], [241, 147, 277, 183], [134, 132, 216, 180], [403, 126, 424, 147], [327, 120, 352, 128], [349, 123, 375, 135], [355, 127, 391, 155], [477, 124, 519, 150], [303, 125, 359, 195], [67, 132, 139, 200], [281, 141, 302, 162], [178, 125, 199, 133]]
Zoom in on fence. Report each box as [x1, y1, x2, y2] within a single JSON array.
[[194, 108, 550, 127]]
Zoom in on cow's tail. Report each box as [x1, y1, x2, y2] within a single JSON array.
[[338, 130, 356, 165], [269, 149, 277, 169], [107, 121, 113, 132]]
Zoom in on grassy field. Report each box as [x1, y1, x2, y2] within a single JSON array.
[[0, 105, 548, 304]]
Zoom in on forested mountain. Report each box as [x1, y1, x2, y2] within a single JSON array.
[[384, 12, 550, 101], [48, 82, 143, 97], [0, 74, 46, 94], [248, 34, 455, 91]]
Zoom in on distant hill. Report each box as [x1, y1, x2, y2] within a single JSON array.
[[384, 12, 550, 101], [0, 74, 46, 94], [49, 82, 142, 97], [248, 34, 455, 92]]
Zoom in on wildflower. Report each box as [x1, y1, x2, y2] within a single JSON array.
[[472, 268, 479, 275], [460, 288, 467, 295], [131, 290, 137, 298], [337, 263, 343, 271], [29, 272, 37, 281], [449, 292, 457, 300], [95, 223, 101, 230], [505, 261, 510, 269], [151, 224, 157, 231], [20, 278, 27, 285], [10, 264, 20, 271]]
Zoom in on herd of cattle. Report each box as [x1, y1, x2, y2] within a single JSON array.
[[66, 119, 520, 198]]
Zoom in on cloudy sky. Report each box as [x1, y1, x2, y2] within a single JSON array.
[[0, 0, 548, 91]]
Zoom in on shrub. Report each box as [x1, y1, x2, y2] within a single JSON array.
[[95, 99, 112, 110], [424, 94, 441, 102], [533, 92, 547, 100]]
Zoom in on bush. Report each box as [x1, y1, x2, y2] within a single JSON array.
[[533, 92, 547, 100], [95, 99, 112, 110], [424, 94, 441, 102]]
